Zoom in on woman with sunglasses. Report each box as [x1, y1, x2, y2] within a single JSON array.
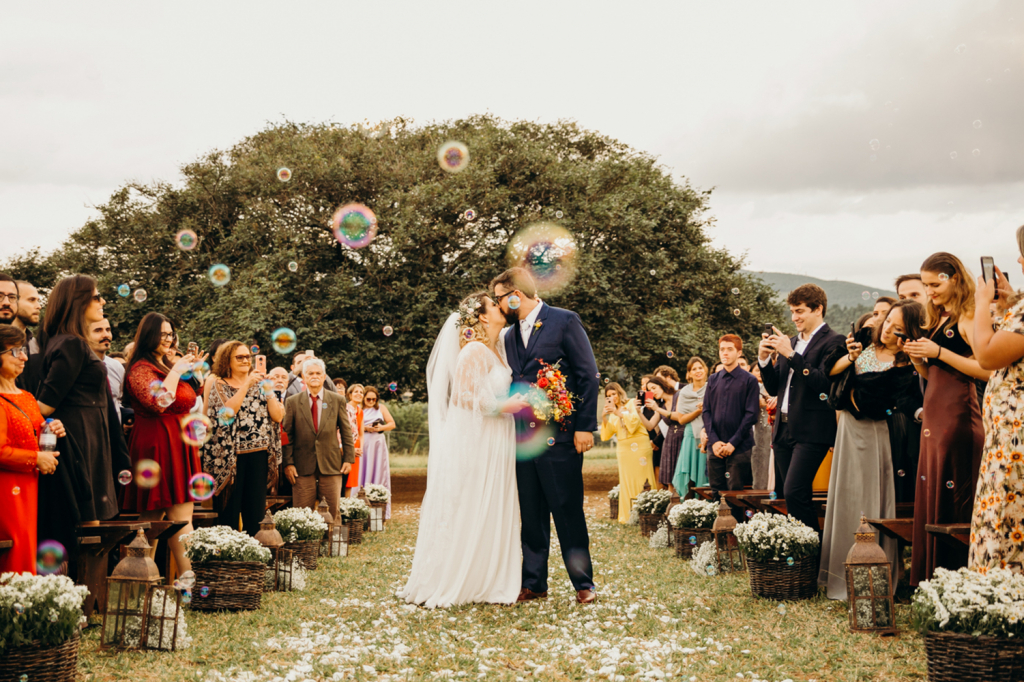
[[0, 326, 66, 573], [36, 276, 130, 549], [359, 386, 396, 518], [202, 340, 284, 535]]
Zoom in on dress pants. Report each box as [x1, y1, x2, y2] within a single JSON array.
[[772, 421, 830, 533], [292, 465, 342, 522], [516, 441, 595, 593], [217, 450, 269, 537], [707, 448, 753, 523]]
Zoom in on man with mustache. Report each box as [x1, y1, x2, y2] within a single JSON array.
[[88, 318, 125, 422]]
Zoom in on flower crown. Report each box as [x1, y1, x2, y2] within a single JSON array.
[[456, 299, 484, 342]]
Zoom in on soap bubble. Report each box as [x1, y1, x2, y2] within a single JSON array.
[[437, 140, 470, 173], [133, 289, 148, 303], [271, 328, 297, 354], [689, 536, 697, 545], [117, 284, 130, 297], [950, 151, 958, 160], [199, 586, 210, 598], [973, 149, 981, 157], [136, 459, 162, 489], [769, 492, 778, 500], [869, 139, 880, 151], [547, 437, 555, 446], [180, 591, 192, 605], [118, 470, 133, 485], [973, 120, 983, 129], [388, 382, 398, 392], [178, 570, 196, 590], [511, 384, 556, 461], [731, 288, 740, 295], [216, 407, 236, 426], [332, 203, 378, 249], [176, 229, 198, 251], [250, 345, 260, 355], [946, 480, 954, 489], [786, 557, 794, 566], [11, 486, 19, 496], [36, 540, 66, 575], [383, 325, 394, 337], [148, 379, 164, 398], [650, 270, 656, 276], [156, 391, 175, 409], [463, 209, 476, 221], [725, 472, 731, 478], [188, 473, 216, 501], [191, 361, 211, 384], [13, 603, 24, 615], [288, 261, 298, 272], [666, 351, 674, 358], [897, 469, 905, 477], [631, 443, 639, 452], [208, 264, 231, 287], [555, 210, 564, 219], [819, 393, 828, 401], [862, 291, 871, 300], [733, 309, 741, 317], [954, 43, 967, 54], [276, 167, 292, 182], [639, 457, 647, 466], [872, 291, 879, 298], [505, 222, 577, 294], [745, 510, 754, 518], [181, 414, 213, 447], [938, 273, 949, 281], [508, 295, 521, 310], [777, 604, 787, 616]]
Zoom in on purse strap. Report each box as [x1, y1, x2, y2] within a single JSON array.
[[0, 393, 39, 438]]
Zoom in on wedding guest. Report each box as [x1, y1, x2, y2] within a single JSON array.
[[333, 377, 347, 395], [870, 296, 896, 327], [758, 283, 846, 532], [286, 351, 336, 397], [267, 366, 291, 496], [203, 340, 284, 536], [13, 280, 42, 393], [87, 318, 125, 422], [360, 385, 396, 519], [638, 375, 672, 487], [36, 275, 130, 544], [282, 358, 354, 521], [712, 362, 724, 374], [122, 313, 206, 574], [668, 357, 708, 496], [819, 300, 924, 599], [600, 381, 655, 523], [345, 383, 365, 497], [855, 313, 874, 332], [969, 227, 1024, 573], [703, 335, 759, 519], [896, 274, 928, 303], [654, 366, 681, 391], [904, 252, 990, 585], [0, 326, 64, 573], [0, 274, 17, 325], [749, 363, 773, 490]]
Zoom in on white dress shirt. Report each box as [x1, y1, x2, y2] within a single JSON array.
[[103, 356, 125, 422], [759, 322, 825, 415], [519, 300, 545, 347]]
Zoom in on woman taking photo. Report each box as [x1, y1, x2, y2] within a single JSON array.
[[0, 326, 65, 573], [638, 375, 673, 488], [36, 275, 129, 542], [203, 340, 284, 536], [819, 300, 924, 599], [671, 357, 708, 497], [969, 227, 1024, 573], [123, 313, 207, 574], [345, 384, 365, 497], [360, 386, 396, 519], [600, 382, 654, 523], [904, 252, 990, 585]]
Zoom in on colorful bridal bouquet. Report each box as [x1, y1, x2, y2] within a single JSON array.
[[530, 360, 576, 425]]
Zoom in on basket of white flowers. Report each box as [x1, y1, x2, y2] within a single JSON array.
[[733, 512, 820, 601], [274, 506, 329, 571], [183, 526, 272, 611], [668, 499, 719, 559], [363, 484, 391, 531], [608, 486, 620, 519], [634, 489, 673, 537], [912, 567, 1024, 681], [0, 573, 88, 682], [338, 497, 370, 545]]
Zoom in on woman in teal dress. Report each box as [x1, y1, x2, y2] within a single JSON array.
[[672, 357, 708, 496]]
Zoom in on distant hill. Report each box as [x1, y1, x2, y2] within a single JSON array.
[[743, 271, 897, 309]]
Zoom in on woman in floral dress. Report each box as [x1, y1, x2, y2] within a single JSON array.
[[969, 228, 1024, 573]]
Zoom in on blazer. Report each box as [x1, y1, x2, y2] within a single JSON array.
[[760, 323, 846, 446], [503, 303, 600, 443], [281, 389, 355, 476]]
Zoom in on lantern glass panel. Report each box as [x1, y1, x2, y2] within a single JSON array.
[[851, 566, 872, 597], [143, 586, 181, 651], [370, 507, 383, 532]]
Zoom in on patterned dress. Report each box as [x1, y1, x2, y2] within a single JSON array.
[[969, 299, 1024, 573]]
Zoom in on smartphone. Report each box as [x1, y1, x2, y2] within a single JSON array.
[[255, 354, 267, 374], [305, 349, 315, 358], [850, 322, 856, 335], [981, 257, 998, 301], [644, 391, 654, 403], [894, 331, 909, 342], [763, 323, 774, 337], [187, 342, 199, 356]]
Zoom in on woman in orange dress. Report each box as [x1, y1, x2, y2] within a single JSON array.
[[0, 326, 64, 574], [345, 384, 365, 496]]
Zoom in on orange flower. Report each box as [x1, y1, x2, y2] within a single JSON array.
[[979, 566, 989, 575], [981, 500, 989, 510], [1009, 493, 1017, 503], [1013, 451, 1023, 462], [1011, 528, 1024, 543], [1015, 419, 1022, 429]]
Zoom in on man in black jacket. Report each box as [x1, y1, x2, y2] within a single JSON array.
[[758, 283, 846, 532]]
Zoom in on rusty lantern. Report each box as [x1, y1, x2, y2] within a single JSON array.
[[101, 530, 180, 650], [845, 516, 896, 635], [711, 498, 746, 574]]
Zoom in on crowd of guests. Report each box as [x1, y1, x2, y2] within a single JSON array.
[[604, 228, 1024, 598], [0, 276, 395, 576]]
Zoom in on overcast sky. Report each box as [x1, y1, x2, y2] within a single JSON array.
[[2, 1, 1022, 289]]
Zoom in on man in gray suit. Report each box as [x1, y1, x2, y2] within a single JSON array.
[[285, 351, 337, 397], [282, 358, 355, 521]]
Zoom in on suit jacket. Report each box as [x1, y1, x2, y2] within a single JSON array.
[[504, 303, 600, 443], [761, 323, 846, 446], [281, 389, 355, 476]]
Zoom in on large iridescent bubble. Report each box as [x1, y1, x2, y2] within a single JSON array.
[[332, 203, 377, 249], [506, 222, 578, 294]]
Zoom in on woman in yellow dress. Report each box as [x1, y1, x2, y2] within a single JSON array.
[[600, 382, 655, 523]]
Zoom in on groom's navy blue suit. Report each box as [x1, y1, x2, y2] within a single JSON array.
[[505, 303, 599, 593]]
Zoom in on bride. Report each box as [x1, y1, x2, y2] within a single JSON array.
[[399, 291, 527, 608]]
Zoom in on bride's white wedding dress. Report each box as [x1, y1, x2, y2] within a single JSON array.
[[399, 315, 521, 608]]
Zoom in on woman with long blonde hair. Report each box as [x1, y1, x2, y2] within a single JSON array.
[[904, 252, 990, 584]]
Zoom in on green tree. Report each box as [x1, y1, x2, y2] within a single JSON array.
[[3, 115, 787, 395]]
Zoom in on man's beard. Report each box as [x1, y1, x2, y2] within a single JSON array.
[[502, 309, 518, 326], [0, 310, 14, 325]]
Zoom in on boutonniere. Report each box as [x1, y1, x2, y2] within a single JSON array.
[[534, 321, 543, 331]]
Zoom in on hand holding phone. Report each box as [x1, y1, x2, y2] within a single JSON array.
[[255, 354, 267, 375], [981, 257, 998, 301]]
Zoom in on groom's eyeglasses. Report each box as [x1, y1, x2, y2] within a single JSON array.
[[494, 290, 517, 305]]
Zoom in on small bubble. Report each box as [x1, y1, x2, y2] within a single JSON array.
[[731, 288, 740, 295], [508, 295, 521, 310], [666, 350, 674, 358], [135, 459, 162, 489], [437, 140, 470, 173], [946, 480, 955, 489], [689, 536, 697, 545], [973, 149, 981, 157], [555, 210, 564, 219], [117, 284, 130, 297], [271, 328, 297, 354], [208, 264, 231, 287], [133, 289, 147, 303], [13, 603, 24, 615], [250, 345, 260, 355], [954, 43, 967, 54], [547, 437, 555, 446], [217, 407, 236, 426], [769, 492, 777, 500], [199, 586, 210, 598], [973, 120, 983, 129], [388, 382, 398, 392], [650, 270, 656, 276], [181, 591, 192, 605], [383, 326, 394, 337], [819, 393, 828, 401], [939, 273, 949, 281], [786, 557, 794, 566], [733, 309, 741, 317], [862, 291, 870, 300], [924, 429, 931, 437], [117, 470, 133, 485], [276, 167, 292, 182], [630, 443, 639, 452], [872, 291, 879, 298], [725, 472, 731, 478], [175, 229, 198, 251], [777, 604, 787, 616], [745, 510, 753, 518], [463, 209, 476, 221], [603, 378, 610, 384], [946, 329, 955, 338], [950, 151, 958, 160], [288, 261, 298, 272], [921, 475, 926, 481], [897, 469, 905, 477], [156, 391, 174, 409], [869, 139, 880, 151], [529, 422, 536, 429]]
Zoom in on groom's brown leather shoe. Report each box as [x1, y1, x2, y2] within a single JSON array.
[[517, 588, 548, 602], [576, 589, 596, 604]]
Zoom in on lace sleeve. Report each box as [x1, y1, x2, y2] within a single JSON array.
[[450, 343, 499, 420], [127, 362, 163, 412]]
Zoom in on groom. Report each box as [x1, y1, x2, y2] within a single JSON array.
[[492, 267, 599, 604]]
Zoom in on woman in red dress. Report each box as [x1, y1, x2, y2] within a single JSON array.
[[0, 326, 64, 574], [345, 384, 365, 496], [122, 313, 206, 574]]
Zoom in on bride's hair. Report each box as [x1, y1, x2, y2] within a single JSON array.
[[457, 291, 491, 348]]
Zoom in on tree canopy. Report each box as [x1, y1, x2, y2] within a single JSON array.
[[4, 115, 787, 395]]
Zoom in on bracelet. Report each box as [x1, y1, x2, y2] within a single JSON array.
[[936, 347, 942, 361], [847, 354, 856, 364]]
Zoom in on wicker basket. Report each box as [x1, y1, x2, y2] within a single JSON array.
[[924, 630, 1024, 681], [609, 498, 619, 519], [345, 518, 364, 545], [283, 540, 319, 571], [190, 560, 265, 611], [639, 513, 666, 537], [0, 630, 80, 682], [746, 555, 819, 601], [673, 528, 714, 559]]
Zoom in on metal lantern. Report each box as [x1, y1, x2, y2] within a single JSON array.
[[711, 498, 746, 573], [317, 497, 334, 527], [254, 511, 284, 550], [101, 530, 165, 650], [141, 585, 183, 651], [845, 516, 896, 635], [326, 523, 349, 557], [272, 547, 296, 591], [369, 505, 384, 532]]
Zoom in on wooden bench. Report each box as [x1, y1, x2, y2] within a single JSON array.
[[76, 521, 150, 617], [266, 495, 291, 513], [926, 523, 970, 548]]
